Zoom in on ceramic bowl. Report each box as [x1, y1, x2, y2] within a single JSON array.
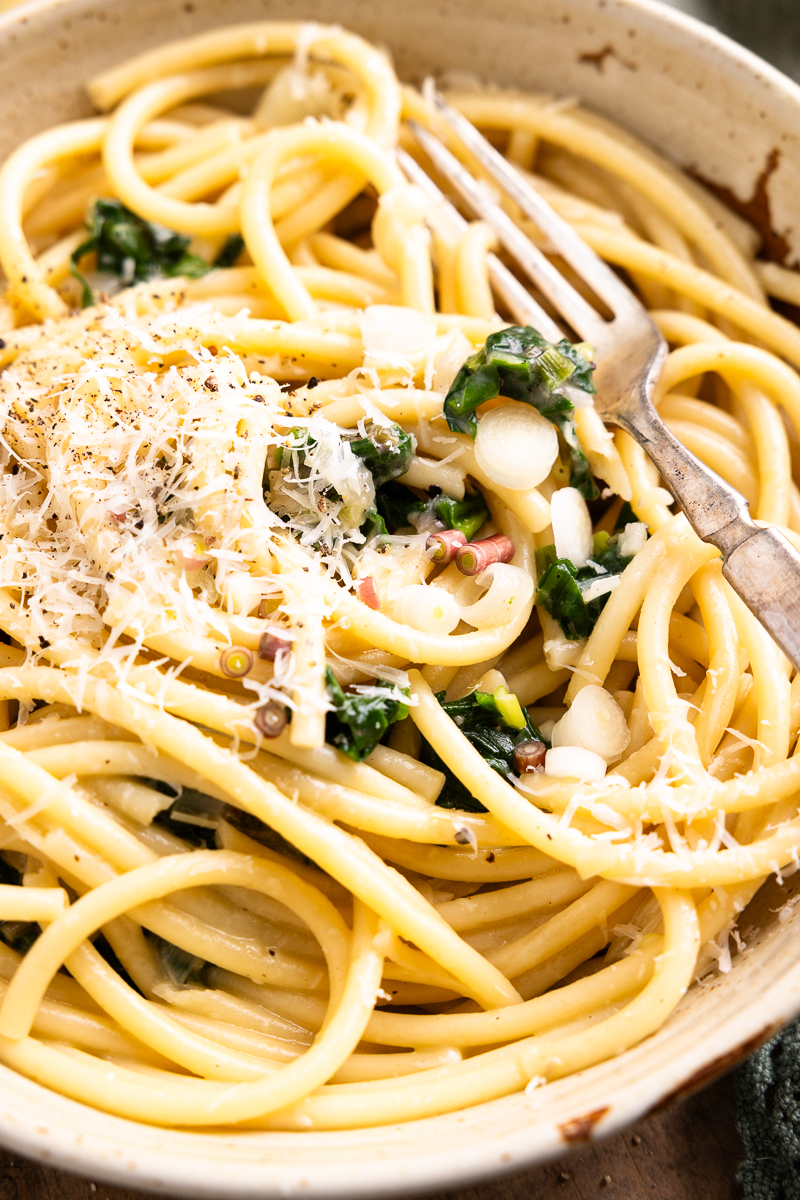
[[1, 0, 800, 1194]]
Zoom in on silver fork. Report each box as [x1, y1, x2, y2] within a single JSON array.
[[404, 87, 800, 672]]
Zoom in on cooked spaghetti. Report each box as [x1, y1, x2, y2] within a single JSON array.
[[0, 19, 796, 1130]]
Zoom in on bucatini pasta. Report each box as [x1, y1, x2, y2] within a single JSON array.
[[0, 19, 796, 1131]]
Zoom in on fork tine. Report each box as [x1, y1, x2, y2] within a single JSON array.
[[407, 118, 607, 344], [397, 147, 564, 339], [424, 85, 649, 331]]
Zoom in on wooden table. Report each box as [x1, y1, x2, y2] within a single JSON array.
[[0, 1073, 742, 1200]]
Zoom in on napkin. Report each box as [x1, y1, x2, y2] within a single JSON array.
[[737, 1019, 800, 1199]]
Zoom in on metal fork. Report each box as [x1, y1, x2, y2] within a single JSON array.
[[403, 87, 800, 672]]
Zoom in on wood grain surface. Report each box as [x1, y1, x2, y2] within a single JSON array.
[[0, 1074, 742, 1200]]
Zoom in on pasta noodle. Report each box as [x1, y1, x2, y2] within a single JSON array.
[[0, 17, 795, 1133]]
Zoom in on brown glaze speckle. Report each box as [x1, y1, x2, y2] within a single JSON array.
[[578, 42, 636, 70], [558, 1107, 610, 1143], [697, 147, 790, 262]]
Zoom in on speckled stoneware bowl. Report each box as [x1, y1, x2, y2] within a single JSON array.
[[1, 0, 800, 1194]]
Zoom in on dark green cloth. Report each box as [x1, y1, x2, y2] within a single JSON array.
[[737, 1019, 800, 1199]]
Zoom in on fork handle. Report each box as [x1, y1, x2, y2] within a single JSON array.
[[619, 400, 800, 670]]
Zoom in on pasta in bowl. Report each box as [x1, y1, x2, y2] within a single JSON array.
[[0, 0, 799, 1191]]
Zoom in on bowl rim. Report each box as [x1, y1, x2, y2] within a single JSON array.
[[1, 0, 800, 1194]]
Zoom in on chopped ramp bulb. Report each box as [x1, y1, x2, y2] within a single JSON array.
[[544, 745, 607, 782], [474, 401, 559, 490], [551, 486, 593, 568], [550, 684, 631, 762]]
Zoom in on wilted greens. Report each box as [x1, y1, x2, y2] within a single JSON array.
[[423, 688, 546, 813], [443, 325, 598, 499], [153, 786, 227, 849], [214, 233, 246, 268], [71, 199, 212, 306], [535, 530, 640, 640], [432, 493, 491, 541], [325, 668, 410, 761], [374, 481, 489, 540], [349, 421, 415, 488]]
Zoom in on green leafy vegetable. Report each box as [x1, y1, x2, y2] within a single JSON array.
[[348, 421, 414, 488], [588, 530, 637, 576], [374, 481, 425, 530], [150, 782, 224, 849], [374, 481, 488, 540], [433, 493, 489, 541], [443, 325, 598, 499], [224, 808, 316, 869], [614, 500, 638, 531], [71, 198, 211, 307], [421, 740, 486, 812], [423, 688, 545, 813], [214, 233, 245, 268], [535, 559, 596, 640], [535, 530, 639, 640], [325, 667, 409, 761], [267, 425, 379, 544], [0, 921, 40, 954], [359, 508, 388, 541], [164, 791, 226, 846]]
